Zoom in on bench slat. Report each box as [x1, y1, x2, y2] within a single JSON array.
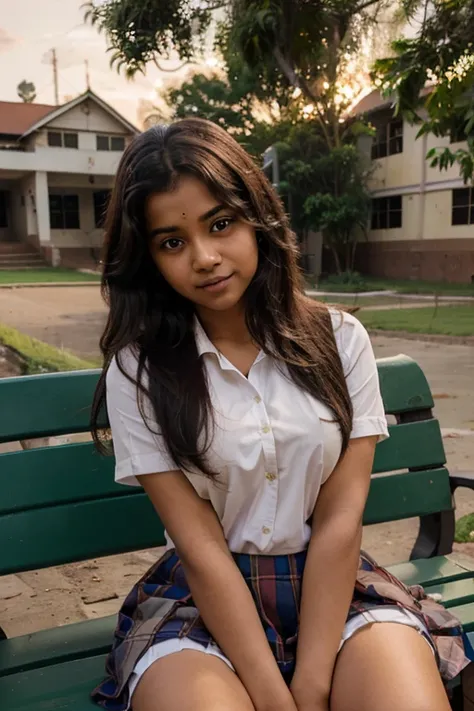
[[386, 554, 474, 588], [372, 420, 446, 474], [425, 578, 474, 608], [376, 354, 434, 413], [447, 601, 474, 632], [0, 467, 451, 574], [0, 442, 124, 515], [0, 355, 433, 446], [0, 425, 447, 517], [0, 616, 115, 678], [0, 654, 103, 710], [364, 468, 452, 525], [0, 370, 103, 444], [0, 494, 165, 575]]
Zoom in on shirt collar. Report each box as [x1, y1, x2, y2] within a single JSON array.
[[193, 316, 220, 358], [193, 316, 267, 369]]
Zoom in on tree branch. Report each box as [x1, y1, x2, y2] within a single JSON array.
[[353, 0, 382, 13], [153, 58, 195, 72]]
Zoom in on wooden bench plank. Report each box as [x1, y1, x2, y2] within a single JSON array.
[[387, 555, 474, 588], [0, 654, 104, 710], [0, 617, 115, 678], [447, 602, 474, 633], [0, 370, 103, 444], [0, 495, 165, 575], [364, 468, 452, 525], [0, 443, 121, 515], [376, 354, 434, 414], [423, 579, 474, 609], [372, 420, 446, 474]]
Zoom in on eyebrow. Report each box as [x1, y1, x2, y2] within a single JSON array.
[[149, 204, 226, 238]]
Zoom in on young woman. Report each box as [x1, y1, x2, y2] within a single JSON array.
[[91, 119, 468, 711]]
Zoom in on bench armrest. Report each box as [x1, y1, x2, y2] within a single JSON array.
[[450, 471, 474, 493]]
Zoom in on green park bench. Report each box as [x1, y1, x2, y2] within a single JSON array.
[[1, 354, 474, 710]]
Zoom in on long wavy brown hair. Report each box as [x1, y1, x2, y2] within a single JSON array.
[[91, 118, 353, 477]]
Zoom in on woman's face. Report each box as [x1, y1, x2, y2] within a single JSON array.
[[146, 175, 259, 313]]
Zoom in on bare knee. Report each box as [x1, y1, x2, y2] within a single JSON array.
[[331, 623, 450, 711], [133, 650, 255, 711]]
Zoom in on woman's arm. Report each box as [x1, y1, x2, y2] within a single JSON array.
[[290, 435, 378, 710], [139, 470, 297, 711]]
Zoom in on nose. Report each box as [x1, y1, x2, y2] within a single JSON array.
[[191, 237, 222, 272]]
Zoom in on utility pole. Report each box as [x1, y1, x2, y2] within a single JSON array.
[[85, 59, 91, 91], [52, 49, 59, 105]]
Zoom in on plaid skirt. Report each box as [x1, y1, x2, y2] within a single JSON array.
[[92, 548, 470, 710]]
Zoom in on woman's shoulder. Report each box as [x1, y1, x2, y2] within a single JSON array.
[[327, 307, 371, 371], [106, 343, 141, 388]]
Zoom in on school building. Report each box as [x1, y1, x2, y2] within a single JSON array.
[[354, 90, 474, 283], [0, 90, 138, 270]]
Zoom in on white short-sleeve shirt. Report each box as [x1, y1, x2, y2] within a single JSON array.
[[106, 310, 389, 555]]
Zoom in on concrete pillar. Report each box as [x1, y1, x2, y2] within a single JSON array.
[[34, 171, 50, 244]]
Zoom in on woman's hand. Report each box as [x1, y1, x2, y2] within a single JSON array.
[[290, 675, 329, 711]]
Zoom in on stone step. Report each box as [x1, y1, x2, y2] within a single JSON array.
[[0, 253, 44, 262], [0, 242, 36, 255]]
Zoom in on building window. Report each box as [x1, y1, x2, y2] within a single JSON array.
[[0, 191, 8, 228], [371, 195, 402, 230], [49, 194, 80, 229], [47, 131, 79, 149], [371, 119, 404, 159], [96, 135, 125, 152], [64, 132, 79, 149], [452, 188, 474, 225], [93, 190, 111, 228]]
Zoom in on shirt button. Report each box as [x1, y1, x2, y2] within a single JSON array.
[[265, 472, 277, 482], [262, 526, 271, 535], [254, 395, 262, 404], [262, 425, 271, 434]]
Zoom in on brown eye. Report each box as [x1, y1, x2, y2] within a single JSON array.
[[211, 217, 234, 233], [161, 238, 183, 251]]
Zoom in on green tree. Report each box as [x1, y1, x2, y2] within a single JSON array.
[[17, 80, 36, 103], [373, 0, 474, 182], [86, 0, 382, 273], [85, 0, 394, 149]]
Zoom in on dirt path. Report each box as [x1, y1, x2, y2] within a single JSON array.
[[0, 286, 473, 637]]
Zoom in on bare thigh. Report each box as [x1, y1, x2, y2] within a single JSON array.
[[330, 622, 451, 711], [132, 650, 256, 711]]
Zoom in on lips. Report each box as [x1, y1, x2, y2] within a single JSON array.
[[198, 274, 233, 288]]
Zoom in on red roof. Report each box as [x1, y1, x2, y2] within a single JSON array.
[[0, 101, 56, 136]]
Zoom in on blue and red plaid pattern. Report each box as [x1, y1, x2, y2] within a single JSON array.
[[92, 549, 470, 710]]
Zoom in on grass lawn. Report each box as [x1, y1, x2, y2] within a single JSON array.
[[315, 277, 474, 297], [359, 305, 474, 337], [455, 513, 474, 543], [0, 323, 99, 374], [0, 268, 101, 284]]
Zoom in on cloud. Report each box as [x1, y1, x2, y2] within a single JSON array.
[[0, 28, 18, 54]]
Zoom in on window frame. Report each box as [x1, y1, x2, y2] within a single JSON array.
[[371, 119, 404, 160], [371, 195, 403, 230], [96, 134, 126, 152], [452, 187, 474, 225], [48, 194, 80, 230], [47, 131, 79, 149]]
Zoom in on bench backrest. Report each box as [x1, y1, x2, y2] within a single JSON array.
[[0, 355, 451, 575]]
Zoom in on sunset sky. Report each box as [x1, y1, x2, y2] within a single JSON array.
[[0, 0, 196, 126]]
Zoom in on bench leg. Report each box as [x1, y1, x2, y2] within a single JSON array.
[[0, 627, 6, 640], [410, 511, 455, 560]]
